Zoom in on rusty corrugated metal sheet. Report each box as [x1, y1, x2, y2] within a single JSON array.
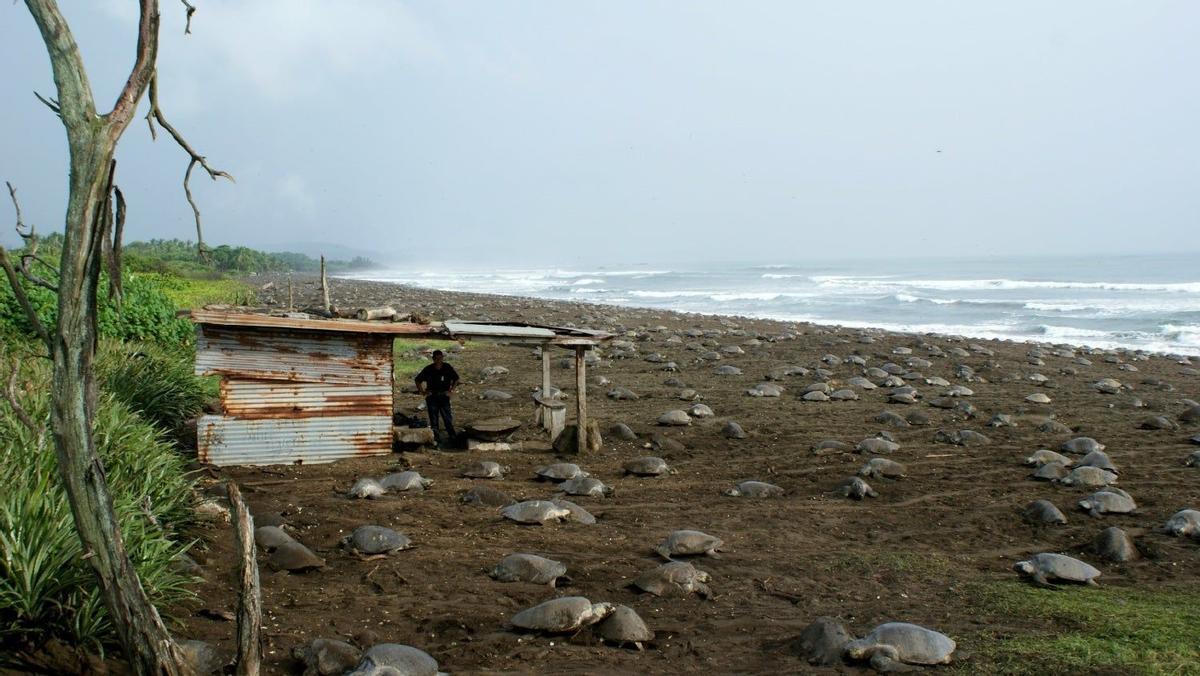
[[220, 380, 391, 418], [196, 326, 392, 385], [197, 415, 392, 466], [191, 310, 446, 335]]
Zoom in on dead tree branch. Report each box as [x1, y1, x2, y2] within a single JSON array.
[[144, 74, 234, 257], [33, 90, 61, 116], [180, 0, 195, 34], [1, 351, 42, 439], [6, 181, 59, 293], [108, 185, 126, 303]]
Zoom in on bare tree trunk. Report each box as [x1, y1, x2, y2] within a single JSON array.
[[226, 482, 262, 676], [320, 255, 330, 313]]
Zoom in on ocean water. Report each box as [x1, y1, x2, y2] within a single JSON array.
[[343, 254, 1200, 356]]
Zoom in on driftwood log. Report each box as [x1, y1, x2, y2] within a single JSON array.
[[226, 482, 262, 676]]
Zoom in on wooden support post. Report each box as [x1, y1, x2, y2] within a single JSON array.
[[575, 346, 588, 454], [226, 482, 262, 676], [320, 255, 330, 313], [541, 346, 552, 398], [287, 274, 294, 312]]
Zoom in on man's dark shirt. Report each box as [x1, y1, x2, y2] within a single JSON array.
[[415, 363, 459, 395]]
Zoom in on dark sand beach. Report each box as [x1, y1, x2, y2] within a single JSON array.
[[178, 274, 1200, 674]]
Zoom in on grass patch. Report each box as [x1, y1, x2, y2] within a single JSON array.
[[967, 582, 1200, 675], [141, 273, 256, 309], [393, 338, 465, 379]]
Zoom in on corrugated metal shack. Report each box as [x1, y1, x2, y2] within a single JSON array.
[[191, 310, 611, 466], [192, 311, 444, 466]]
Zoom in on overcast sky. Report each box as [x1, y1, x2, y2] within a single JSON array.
[[1, 1, 1197, 266]]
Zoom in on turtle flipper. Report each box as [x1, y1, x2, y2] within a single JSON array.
[[869, 647, 919, 673], [1032, 571, 1058, 589]]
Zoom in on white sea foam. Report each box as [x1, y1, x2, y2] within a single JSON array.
[[817, 277, 1200, 293]]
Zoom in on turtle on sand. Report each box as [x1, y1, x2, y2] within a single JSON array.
[[623, 456, 675, 476], [724, 480, 785, 498], [597, 605, 655, 650], [1062, 437, 1105, 455], [841, 476, 878, 500], [632, 561, 712, 598], [1031, 461, 1070, 481], [609, 423, 638, 441], [857, 438, 900, 454], [795, 617, 853, 666], [1024, 500, 1068, 525], [535, 463, 588, 482], [843, 623, 956, 672], [858, 458, 906, 480], [347, 478, 387, 500], [654, 530, 723, 559], [460, 485, 516, 508], [552, 499, 597, 524], [1188, 450, 1200, 467], [1078, 450, 1119, 474], [461, 461, 507, 479], [657, 410, 692, 426], [254, 525, 295, 551], [559, 476, 614, 498], [1014, 552, 1101, 587], [722, 421, 747, 439], [1164, 509, 1200, 538], [489, 553, 569, 587], [268, 541, 325, 572], [341, 526, 412, 558], [1058, 466, 1118, 488], [1025, 449, 1072, 467], [295, 638, 360, 676], [1079, 489, 1136, 517], [501, 500, 571, 525], [345, 643, 440, 676], [510, 597, 614, 634], [1094, 527, 1139, 562], [380, 471, 432, 492]]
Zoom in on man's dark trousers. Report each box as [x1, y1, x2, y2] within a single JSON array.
[[426, 393, 454, 443]]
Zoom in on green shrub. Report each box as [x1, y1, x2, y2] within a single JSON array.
[[98, 341, 212, 440], [0, 359, 196, 655]]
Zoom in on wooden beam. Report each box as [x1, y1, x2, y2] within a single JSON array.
[[226, 481, 262, 676], [541, 347, 552, 399], [575, 345, 587, 454]]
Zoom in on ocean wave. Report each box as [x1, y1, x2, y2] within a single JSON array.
[[571, 278, 604, 285], [817, 277, 1200, 293]]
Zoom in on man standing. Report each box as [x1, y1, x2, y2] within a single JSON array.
[[415, 349, 460, 446]]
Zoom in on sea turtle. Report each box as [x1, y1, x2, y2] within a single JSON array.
[[1062, 437, 1105, 455], [843, 623, 956, 671], [345, 643, 440, 676], [480, 365, 509, 379], [722, 421, 747, 438], [1094, 527, 1138, 561], [829, 389, 860, 401], [841, 476, 878, 500], [724, 480, 785, 498], [489, 553, 569, 587], [341, 525, 412, 557], [607, 387, 640, 401], [597, 605, 655, 650], [479, 389, 513, 401], [268, 541, 325, 572], [552, 499, 597, 524], [510, 597, 614, 634], [796, 617, 853, 666], [1187, 450, 1200, 467], [295, 638, 360, 676], [1026, 393, 1052, 404], [713, 365, 743, 376], [990, 413, 1017, 428], [1025, 449, 1072, 467], [1039, 420, 1072, 434], [654, 530, 723, 559], [609, 423, 638, 441], [632, 561, 712, 598], [461, 461, 507, 480], [875, 411, 910, 428], [1058, 466, 1118, 488], [460, 485, 516, 508], [1140, 415, 1179, 431], [347, 478, 387, 500], [1079, 489, 1137, 517], [847, 377, 877, 390], [1014, 552, 1101, 587], [689, 403, 716, 418], [1031, 461, 1070, 481], [559, 476, 614, 498], [380, 471, 432, 492], [651, 434, 686, 452], [858, 458, 906, 480], [623, 456, 674, 476], [1078, 450, 1119, 474], [1164, 509, 1200, 537], [535, 463, 587, 482], [1094, 378, 1122, 394], [1024, 500, 1068, 525], [254, 525, 295, 551], [857, 438, 900, 454], [501, 500, 571, 525], [813, 439, 852, 454], [657, 410, 692, 426], [749, 383, 785, 397], [803, 391, 831, 402]]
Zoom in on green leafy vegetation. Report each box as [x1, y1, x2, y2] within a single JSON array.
[[0, 359, 197, 655], [967, 582, 1200, 675], [124, 238, 374, 276], [97, 341, 214, 443]]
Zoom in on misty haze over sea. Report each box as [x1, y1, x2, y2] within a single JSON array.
[[343, 253, 1200, 356]]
